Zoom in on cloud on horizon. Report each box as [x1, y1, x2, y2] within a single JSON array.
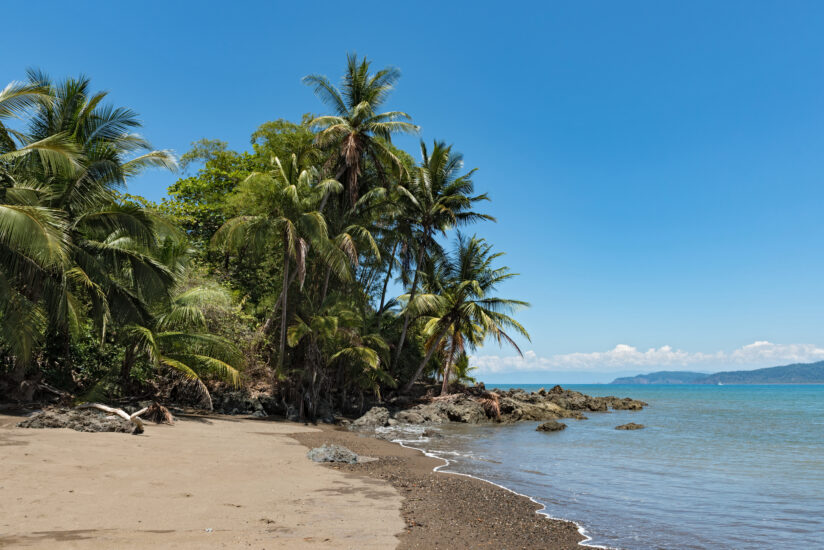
[[472, 341, 824, 374]]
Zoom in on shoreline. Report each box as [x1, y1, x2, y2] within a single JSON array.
[[291, 423, 589, 549], [4, 408, 606, 549], [389, 436, 609, 550]]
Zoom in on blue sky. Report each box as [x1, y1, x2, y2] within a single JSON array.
[[5, 1, 824, 381]]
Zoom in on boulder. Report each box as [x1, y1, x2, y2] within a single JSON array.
[[536, 420, 567, 432], [439, 396, 487, 423], [17, 408, 133, 433], [351, 406, 390, 428], [307, 444, 359, 464], [615, 422, 645, 430], [395, 409, 426, 424]]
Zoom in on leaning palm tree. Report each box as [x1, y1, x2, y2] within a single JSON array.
[[212, 154, 349, 376], [401, 234, 530, 394], [304, 53, 419, 207], [392, 140, 494, 371]]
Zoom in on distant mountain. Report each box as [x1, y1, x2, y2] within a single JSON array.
[[611, 371, 708, 384], [697, 361, 824, 384], [611, 361, 824, 384]]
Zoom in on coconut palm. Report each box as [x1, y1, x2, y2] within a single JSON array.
[[0, 74, 176, 381], [401, 234, 530, 394], [119, 283, 244, 409], [304, 53, 419, 207], [288, 297, 393, 417], [392, 140, 494, 371], [212, 154, 349, 376]]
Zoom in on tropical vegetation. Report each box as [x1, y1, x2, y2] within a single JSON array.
[[0, 55, 530, 419]]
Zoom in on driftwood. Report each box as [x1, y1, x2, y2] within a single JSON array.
[[77, 403, 149, 434]]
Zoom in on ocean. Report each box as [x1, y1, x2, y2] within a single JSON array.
[[392, 384, 824, 550]]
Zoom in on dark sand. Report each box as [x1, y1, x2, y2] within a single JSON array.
[[292, 425, 586, 550]]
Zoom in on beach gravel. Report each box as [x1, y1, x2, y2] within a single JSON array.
[[292, 425, 586, 549]]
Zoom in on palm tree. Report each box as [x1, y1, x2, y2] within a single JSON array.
[[288, 297, 393, 417], [304, 53, 419, 207], [212, 154, 348, 376], [0, 74, 176, 383], [119, 283, 244, 409], [392, 140, 494, 372], [401, 234, 530, 394]]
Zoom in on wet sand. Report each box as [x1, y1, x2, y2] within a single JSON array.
[[1, 413, 585, 549], [291, 426, 585, 550]]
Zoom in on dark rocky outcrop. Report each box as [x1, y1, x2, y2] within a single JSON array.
[[536, 420, 567, 432], [17, 407, 133, 433], [351, 406, 390, 428], [615, 422, 645, 430], [350, 385, 646, 430]]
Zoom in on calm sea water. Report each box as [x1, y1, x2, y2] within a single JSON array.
[[393, 385, 824, 549]]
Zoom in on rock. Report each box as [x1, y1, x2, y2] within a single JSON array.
[[536, 420, 567, 432], [213, 391, 262, 415], [307, 444, 359, 464], [251, 410, 268, 418], [615, 422, 645, 430], [395, 410, 426, 424], [439, 396, 487, 423], [17, 408, 132, 433], [351, 406, 390, 428], [609, 397, 648, 411]]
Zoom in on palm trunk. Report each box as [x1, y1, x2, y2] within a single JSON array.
[[120, 345, 137, 386], [377, 241, 398, 325], [392, 245, 426, 370], [259, 270, 298, 337], [320, 265, 332, 302], [277, 247, 290, 381], [401, 323, 450, 394], [440, 336, 457, 395]]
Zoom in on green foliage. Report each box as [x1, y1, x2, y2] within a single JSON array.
[[0, 56, 531, 416]]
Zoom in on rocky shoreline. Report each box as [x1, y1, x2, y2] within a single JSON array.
[[350, 384, 647, 429]]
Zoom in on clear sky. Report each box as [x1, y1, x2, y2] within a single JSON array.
[[5, 1, 824, 382]]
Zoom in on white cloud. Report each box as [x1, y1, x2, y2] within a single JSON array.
[[471, 341, 824, 374]]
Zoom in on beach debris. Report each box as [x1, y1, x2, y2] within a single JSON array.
[[536, 420, 567, 432], [615, 423, 645, 430], [307, 444, 359, 464], [351, 406, 390, 428]]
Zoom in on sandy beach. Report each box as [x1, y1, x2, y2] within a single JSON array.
[[0, 413, 584, 549], [0, 413, 403, 549]]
